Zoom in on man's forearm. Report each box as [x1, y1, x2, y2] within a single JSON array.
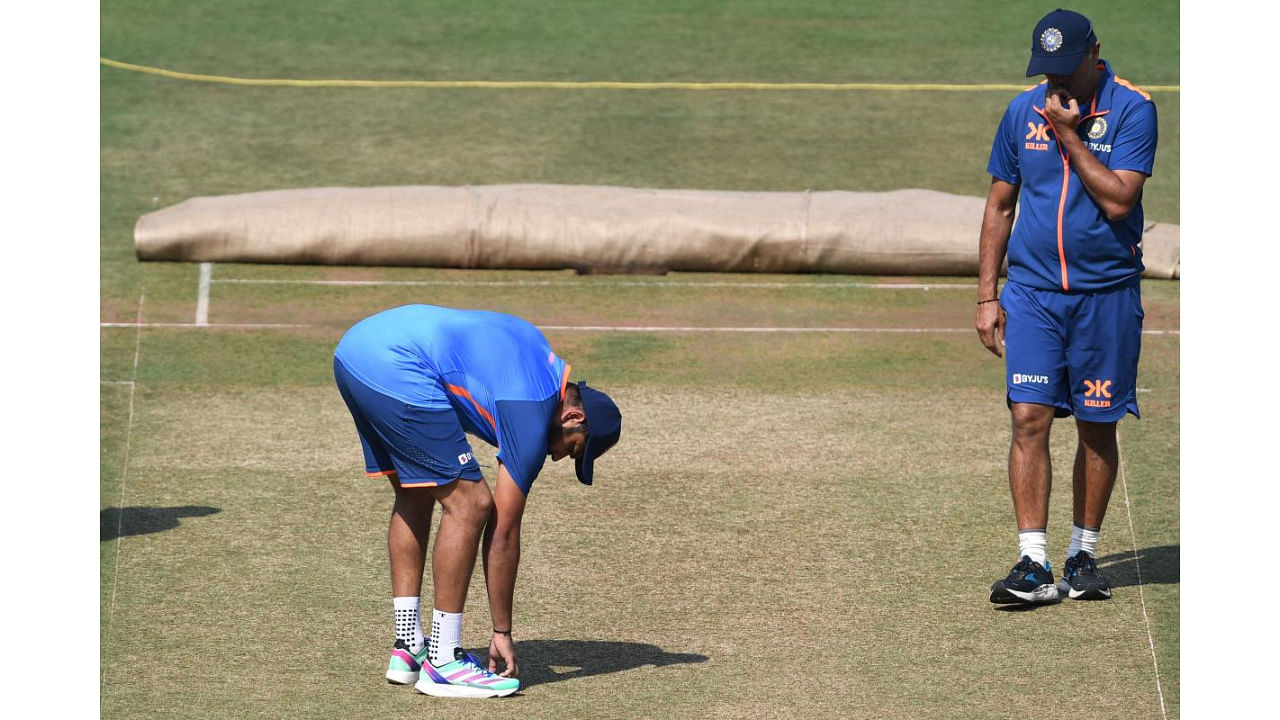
[[978, 190, 1016, 298], [1058, 132, 1142, 221], [482, 532, 520, 631]]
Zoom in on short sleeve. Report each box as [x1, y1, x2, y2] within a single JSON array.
[[1108, 100, 1158, 176], [987, 101, 1022, 186]]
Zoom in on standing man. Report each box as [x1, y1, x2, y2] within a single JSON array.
[[975, 9, 1157, 605], [334, 304, 622, 696]]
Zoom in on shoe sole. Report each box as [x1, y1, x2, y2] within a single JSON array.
[[1058, 579, 1112, 600], [386, 669, 420, 684], [990, 583, 1060, 604], [413, 680, 519, 698]]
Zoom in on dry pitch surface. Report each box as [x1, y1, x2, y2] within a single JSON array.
[[100, 266, 1179, 719]]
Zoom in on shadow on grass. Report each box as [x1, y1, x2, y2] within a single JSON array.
[[100, 506, 221, 541], [1096, 545, 1179, 588], [491, 639, 709, 687]]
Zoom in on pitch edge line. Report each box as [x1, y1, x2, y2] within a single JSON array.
[[101, 59, 1180, 92], [99, 321, 1179, 335], [212, 278, 976, 289], [1116, 429, 1169, 720], [104, 290, 145, 697]]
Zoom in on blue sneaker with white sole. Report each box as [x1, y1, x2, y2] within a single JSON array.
[[1058, 550, 1113, 600], [989, 556, 1060, 604]]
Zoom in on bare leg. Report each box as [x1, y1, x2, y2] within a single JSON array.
[[426, 478, 494, 613], [388, 480, 435, 598], [1073, 419, 1119, 529], [1009, 403, 1056, 530]]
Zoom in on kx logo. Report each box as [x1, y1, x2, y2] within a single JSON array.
[[1024, 122, 1050, 151], [1084, 379, 1112, 398], [1083, 379, 1113, 408]]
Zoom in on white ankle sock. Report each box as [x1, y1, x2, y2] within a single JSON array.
[[429, 609, 463, 667], [1018, 529, 1048, 567], [1067, 524, 1100, 558], [393, 596, 426, 654]]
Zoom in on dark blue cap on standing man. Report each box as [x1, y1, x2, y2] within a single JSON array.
[[573, 381, 622, 486], [1026, 9, 1097, 77]]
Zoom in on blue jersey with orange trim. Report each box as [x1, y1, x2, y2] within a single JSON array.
[[988, 60, 1158, 292], [334, 305, 570, 494]]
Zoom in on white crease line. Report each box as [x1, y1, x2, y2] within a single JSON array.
[[212, 278, 976, 290], [104, 290, 145, 696], [98, 321, 1180, 335], [542, 325, 971, 333], [196, 262, 213, 326], [101, 380, 135, 386], [100, 322, 308, 328], [1117, 429, 1169, 720]]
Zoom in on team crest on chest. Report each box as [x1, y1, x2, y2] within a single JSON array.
[[1087, 117, 1108, 140], [1040, 28, 1064, 52]]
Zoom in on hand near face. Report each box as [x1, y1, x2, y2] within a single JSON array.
[[1043, 91, 1081, 134]]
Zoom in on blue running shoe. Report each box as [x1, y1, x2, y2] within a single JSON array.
[[414, 647, 521, 698], [1058, 550, 1113, 600], [386, 639, 431, 684], [989, 556, 1060, 604]]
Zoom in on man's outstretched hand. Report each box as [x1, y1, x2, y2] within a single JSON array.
[[489, 632, 519, 678]]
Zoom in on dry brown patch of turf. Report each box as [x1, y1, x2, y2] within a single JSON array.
[[104, 383, 1175, 718]]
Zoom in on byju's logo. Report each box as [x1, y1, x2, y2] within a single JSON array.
[[1012, 373, 1050, 385], [1083, 379, 1113, 408], [457, 452, 474, 465]]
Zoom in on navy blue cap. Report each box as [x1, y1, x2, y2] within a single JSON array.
[[1026, 9, 1097, 77], [573, 382, 621, 486]]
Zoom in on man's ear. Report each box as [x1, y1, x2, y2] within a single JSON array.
[[561, 405, 586, 426]]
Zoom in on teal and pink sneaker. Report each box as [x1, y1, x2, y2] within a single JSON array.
[[413, 647, 521, 698], [386, 639, 431, 685]]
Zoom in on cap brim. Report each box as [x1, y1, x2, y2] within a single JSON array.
[[574, 445, 596, 486], [1026, 51, 1087, 77], [572, 381, 621, 487]]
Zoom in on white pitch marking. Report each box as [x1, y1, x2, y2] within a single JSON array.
[[104, 290, 146, 696], [211, 277, 977, 290], [100, 322, 308, 329], [1116, 429, 1169, 720], [98, 321, 1179, 336], [195, 262, 213, 326], [541, 325, 970, 333]]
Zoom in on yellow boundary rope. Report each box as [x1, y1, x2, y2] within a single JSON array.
[[100, 58, 1180, 92]]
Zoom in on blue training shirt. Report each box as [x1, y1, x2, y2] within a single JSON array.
[[334, 305, 570, 495], [987, 60, 1158, 292]]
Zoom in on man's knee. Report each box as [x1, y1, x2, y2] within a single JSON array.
[[1076, 418, 1118, 450], [1010, 403, 1054, 443], [438, 479, 493, 527]]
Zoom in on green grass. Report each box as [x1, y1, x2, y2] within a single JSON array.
[[101, 2, 1179, 718]]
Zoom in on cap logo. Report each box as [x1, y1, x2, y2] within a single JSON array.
[[1087, 117, 1108, 140], [1040, 27, 1064, 53]]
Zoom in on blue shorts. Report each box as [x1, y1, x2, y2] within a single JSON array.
[[334, 357, 484, 487], [1001, 280, 1143, 422]]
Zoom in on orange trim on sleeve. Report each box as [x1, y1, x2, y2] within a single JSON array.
[[365, 469, 399, 479], [445, 383, 497, 431], [1113, 76, 1152, 102], [560, 362, 572, 401], [398, 479, 442, 488]]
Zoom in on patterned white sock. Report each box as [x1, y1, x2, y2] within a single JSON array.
[[1018, 529, 1049, 567], [1067, 524, 1100, 558], [393, 597, 426, 654], [429, 609, 463, 667]]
